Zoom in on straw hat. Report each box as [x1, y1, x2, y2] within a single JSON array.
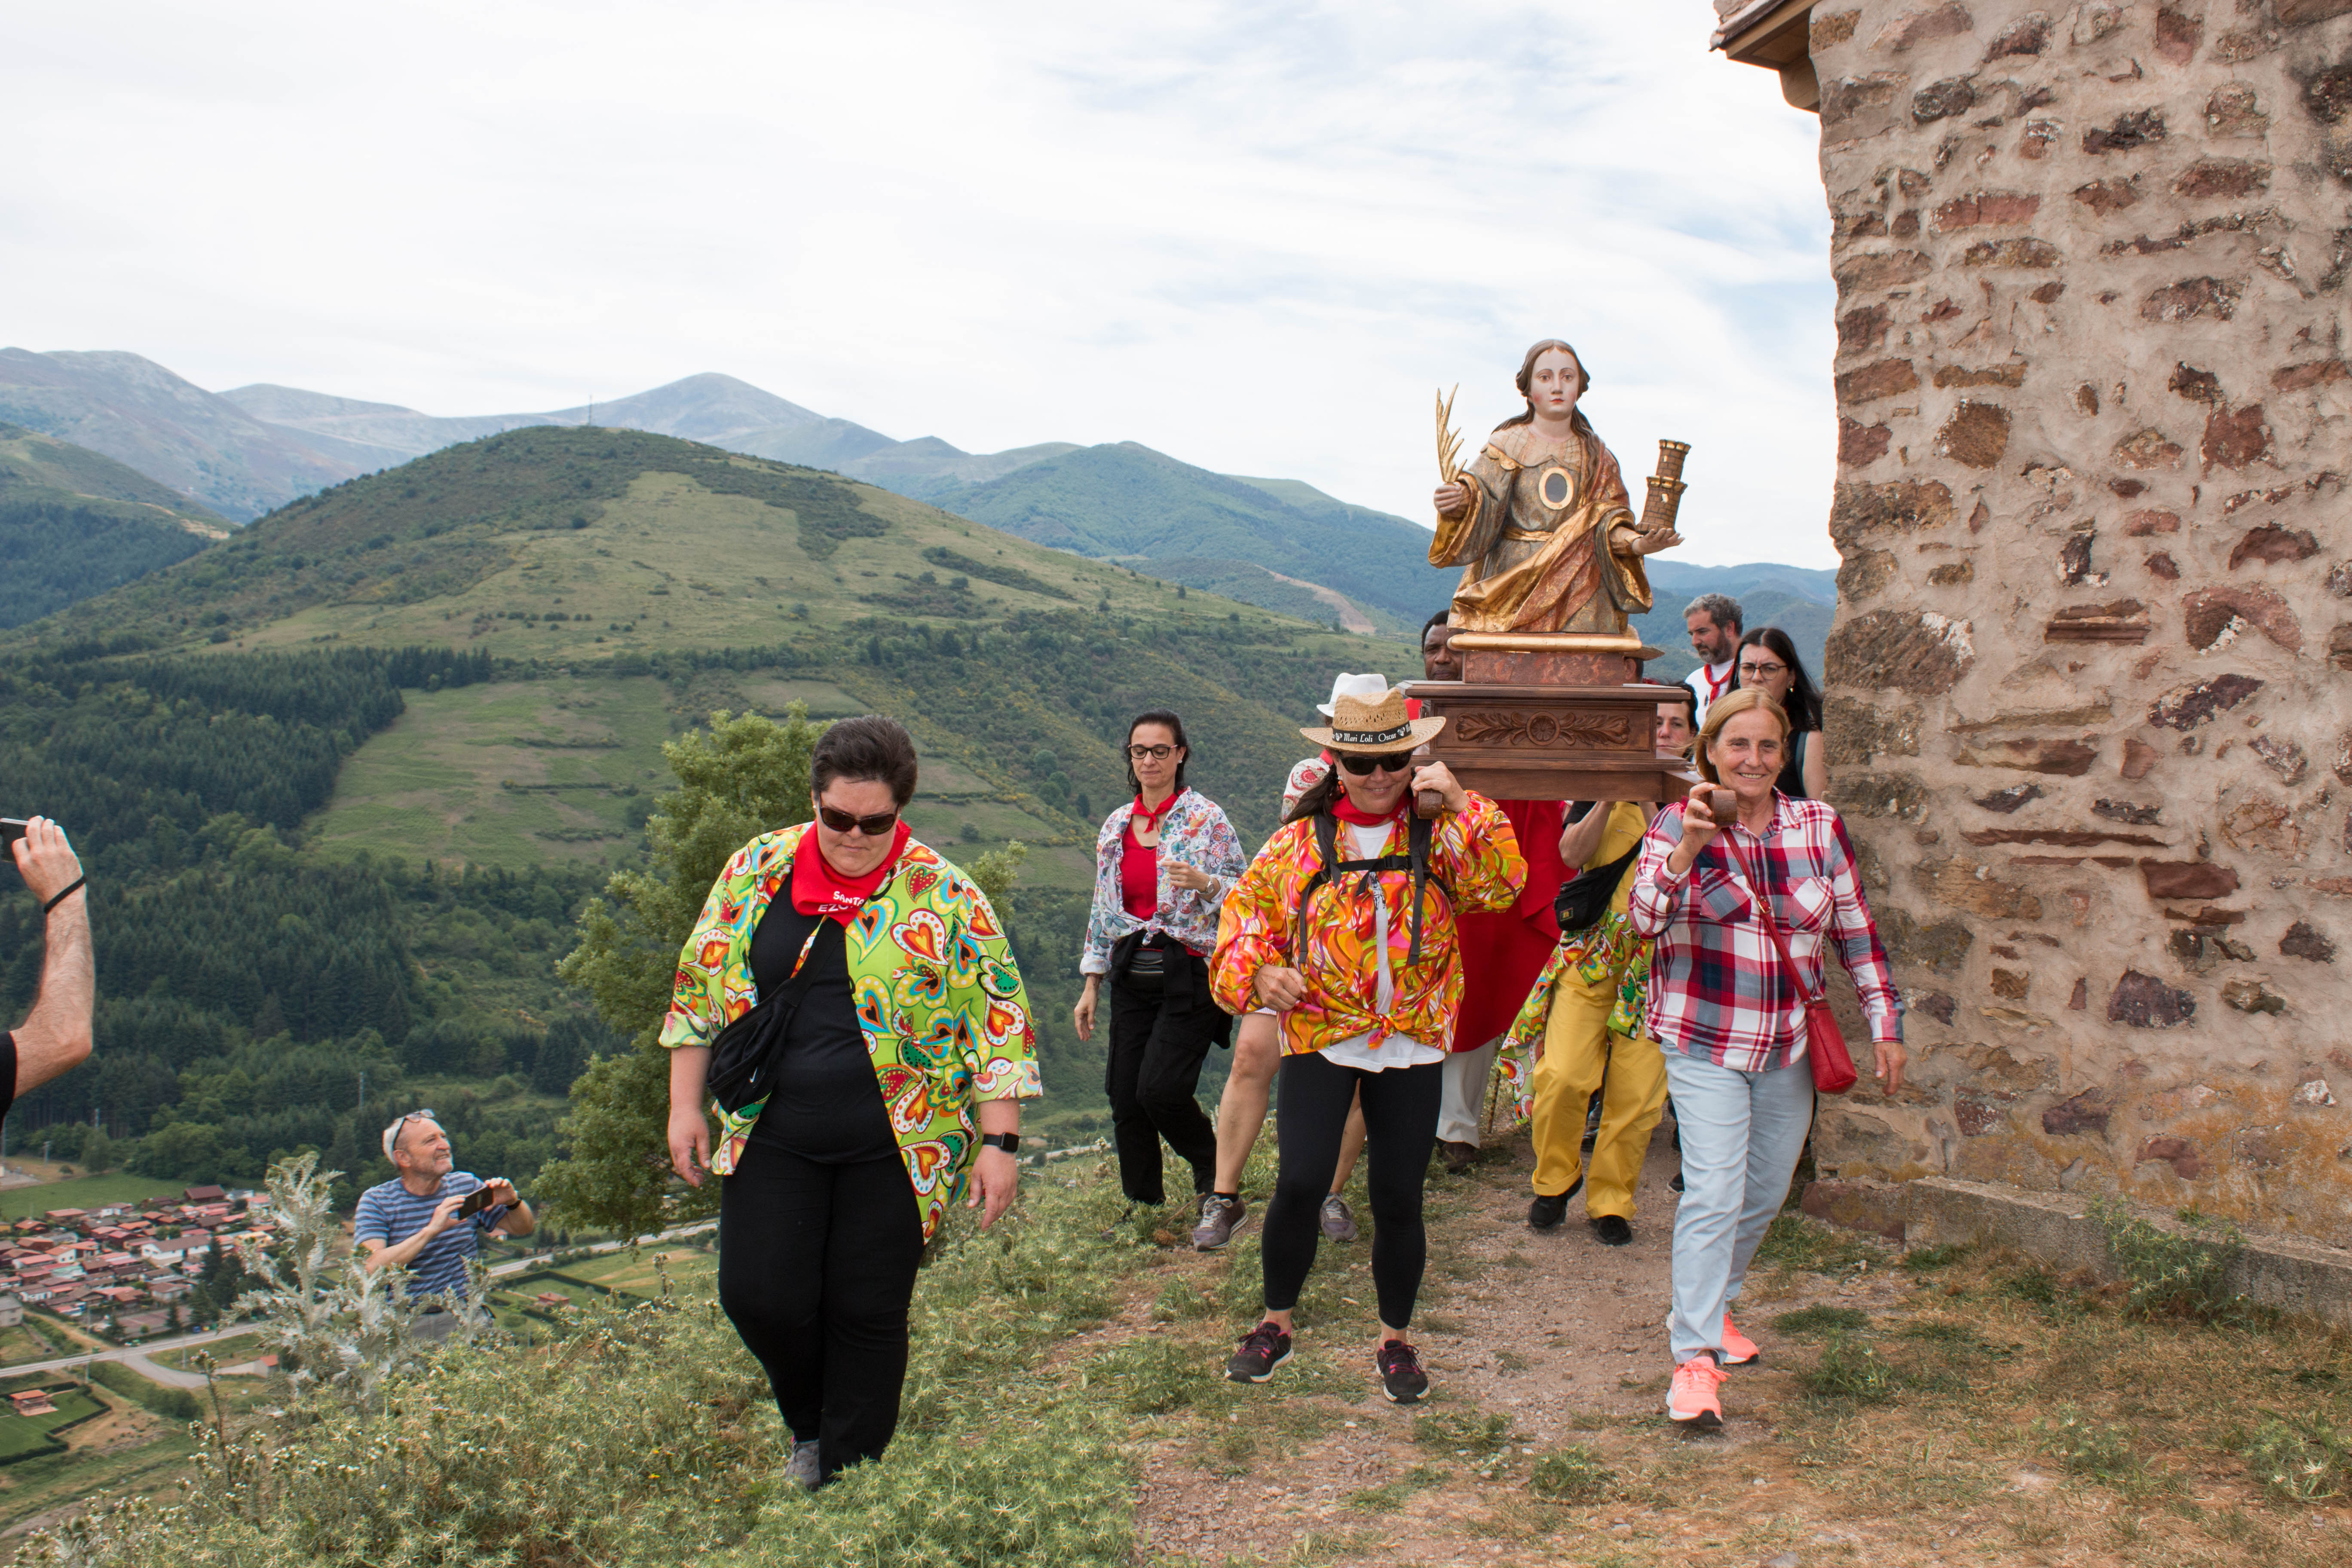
[[1299, 687, 1447, 755], [1315, 671, 1390, 717]]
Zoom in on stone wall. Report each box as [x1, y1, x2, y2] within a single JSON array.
[[1772, 2, 2352, 1243]]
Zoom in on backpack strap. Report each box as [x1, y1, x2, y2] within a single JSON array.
[[1290, 812, 1455, 968]]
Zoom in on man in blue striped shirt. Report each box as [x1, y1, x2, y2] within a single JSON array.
[[355, 1110, 534, 1335]]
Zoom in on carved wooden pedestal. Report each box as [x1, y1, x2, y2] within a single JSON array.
[[1404, 681, 1700, 804]]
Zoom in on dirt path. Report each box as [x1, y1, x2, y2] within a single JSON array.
[[1262, 569, 1375, 634], [1106, 1126, 2352, 1568]]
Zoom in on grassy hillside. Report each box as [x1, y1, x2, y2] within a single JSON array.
[[926, 442, 1457, 628], [0, 423, 229, 628]]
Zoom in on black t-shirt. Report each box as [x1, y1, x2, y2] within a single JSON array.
[[743, 898, 897, 1163], [0, 1031, 15, 1123]]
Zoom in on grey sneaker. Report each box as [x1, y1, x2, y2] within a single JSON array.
[[1320, 1194, 1360, 1242], [1191, 1193, 1247, 1251], [786, 1438, 821, 1492]]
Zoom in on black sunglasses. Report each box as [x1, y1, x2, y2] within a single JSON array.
[[817, 804, 900, 836], [1338, 752, 1415, 776]]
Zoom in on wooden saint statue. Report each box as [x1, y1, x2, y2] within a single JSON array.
[[1428, 339, 1682, 636]]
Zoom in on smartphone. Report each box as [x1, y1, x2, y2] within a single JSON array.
[[1, 820, 25, 847], [455, 1186, 498, 1220], [1709, 789, 1736, 824]]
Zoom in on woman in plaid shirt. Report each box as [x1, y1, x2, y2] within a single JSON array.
[[1627, 688, 1906, 1430]]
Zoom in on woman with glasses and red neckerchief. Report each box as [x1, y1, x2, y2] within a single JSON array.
[[1209, 687, 1524, 1404], [661, 716, 1041, 1491], [1074, 709, 1247, 1230]]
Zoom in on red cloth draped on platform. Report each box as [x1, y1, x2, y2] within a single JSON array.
[[1449, 797, 1567, 1052]]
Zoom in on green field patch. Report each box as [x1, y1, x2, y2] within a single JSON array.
[[0, 1172, 181, 1222], [0, 1387, 106, 1464], [309, 676, 677, 868]]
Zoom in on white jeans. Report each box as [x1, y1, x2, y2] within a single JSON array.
[[1436, 1037, 1502, 1145], [1660, 1048, 1815, 1363]]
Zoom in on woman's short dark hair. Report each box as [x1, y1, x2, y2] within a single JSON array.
[[812, 715, 919, 807], [1124, 710, 1190, 795], [1736, 627, 1822, 733]]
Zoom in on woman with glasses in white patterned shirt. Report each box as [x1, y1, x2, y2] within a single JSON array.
[[1074, 709, 1248, 1228]]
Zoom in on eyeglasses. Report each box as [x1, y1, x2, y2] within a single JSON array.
[[1127, 744, 1177, 761], [1338, 752, 1415, 776], [818, 805, 900, 836], [1738, 661, 1786, 680], [383, 1109, 438, 1159]]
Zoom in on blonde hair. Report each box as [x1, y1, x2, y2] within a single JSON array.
[[1694, 689, 1790, 786]]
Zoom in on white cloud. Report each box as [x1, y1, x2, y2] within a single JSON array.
[[1, 0, 1836, 564]]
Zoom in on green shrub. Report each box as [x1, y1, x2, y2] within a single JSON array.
[[1900, 1241, 1975, 1272], [1797, 1336, 1898, 1408], [2089, 1197, 2259, 1324], [1528, 1445, 1612, 1504], [1770, 1305, 1868, 1337], [2243, 1417, 2352, 1505], [1412, 1408, 1516, 1457], [86, 1362, 201, 1423], [2040, 1404, 2141, 1484], [1088, 1335, 1203, 1415]]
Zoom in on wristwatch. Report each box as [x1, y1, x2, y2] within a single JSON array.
[[980, 1132, 1021, 1154]]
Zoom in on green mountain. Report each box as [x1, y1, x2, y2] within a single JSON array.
[[923, 442, 1457, 634], [0, 422, 230, 628]]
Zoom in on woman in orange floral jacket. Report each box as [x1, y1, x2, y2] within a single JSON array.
[[1209, 687, 1524, 1404]]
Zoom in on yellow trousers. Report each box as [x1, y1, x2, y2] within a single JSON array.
[[1527, 968, 1668, 1219]]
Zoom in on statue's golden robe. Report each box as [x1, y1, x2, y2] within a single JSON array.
[[1427, 422, 1652, 634]]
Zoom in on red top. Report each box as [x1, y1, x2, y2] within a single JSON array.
[[1119, 822, 1158, 919], [1450, 797, 1569, 1052], [791, 820, 911, 925]]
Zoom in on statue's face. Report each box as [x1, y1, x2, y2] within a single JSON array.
[[1526, 348, 1582, 420]]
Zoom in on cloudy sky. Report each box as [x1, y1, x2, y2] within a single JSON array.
[[5, 1, 1836, 565]]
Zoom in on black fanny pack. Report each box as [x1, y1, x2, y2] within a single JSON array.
[[1112, 929, 1172, 991], [1554, 843, 1638, 935]]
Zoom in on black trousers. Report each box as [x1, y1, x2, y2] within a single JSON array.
[[718, 1140, 925, 1481], [1261, 1050, 1442, 1330], [1104, 962, 1223, 1205]]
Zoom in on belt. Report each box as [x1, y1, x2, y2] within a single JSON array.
[[1501, 527, 1553, 542]]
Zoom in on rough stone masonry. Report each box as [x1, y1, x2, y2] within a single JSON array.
[[1714, 0, 2352, 1244]]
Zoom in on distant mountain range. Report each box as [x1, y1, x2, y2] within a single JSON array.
[[0, 347, 1838, 665]]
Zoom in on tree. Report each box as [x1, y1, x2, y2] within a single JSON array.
[[536, 708, 822, 1236]]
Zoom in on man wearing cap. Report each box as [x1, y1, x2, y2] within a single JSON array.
[[355, 1111, 534, 1337], [1211, 686, 1524, 1403]]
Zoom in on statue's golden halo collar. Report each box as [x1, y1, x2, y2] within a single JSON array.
[[1537, 464, 1577, 511]]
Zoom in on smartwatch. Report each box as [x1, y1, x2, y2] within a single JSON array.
[[980, 1132, 1021, 1154]]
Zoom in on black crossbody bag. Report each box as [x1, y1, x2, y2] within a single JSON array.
[[1554, 843, 1639, 934], [704, 925, 830, 1115]]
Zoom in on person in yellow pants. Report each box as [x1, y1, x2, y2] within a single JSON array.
[[1495, 691, 1692, 1245]]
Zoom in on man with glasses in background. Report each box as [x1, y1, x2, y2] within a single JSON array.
[[356, 1110, 533, 1338]]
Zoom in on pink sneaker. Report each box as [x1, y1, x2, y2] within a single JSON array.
[[1720, 1314, 1759, 1367], [1667, 1354, 1727, 1428]]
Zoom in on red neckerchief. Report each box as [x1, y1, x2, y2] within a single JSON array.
[[1702, 659, 1734, 699], [1330, 793, 1406, 830], [1131, 788, 1183, 836], [792, 821, 910, 925]]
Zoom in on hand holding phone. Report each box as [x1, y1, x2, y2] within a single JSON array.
[[455, 1187, 495, 1220]]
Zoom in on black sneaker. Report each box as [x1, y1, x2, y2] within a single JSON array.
[[1527, 1174, 1583, 1229], [1376, 1338, 1430, 1403], [1669, 1170, 1685, 1193], [1590, 1214, 1633, 1246], [1226, 1321, 1292, 1384]]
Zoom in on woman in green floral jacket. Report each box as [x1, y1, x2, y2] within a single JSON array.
[[662, 717, 1041, 1490]]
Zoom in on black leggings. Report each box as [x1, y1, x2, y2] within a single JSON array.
[[718, 1140, 925, 1482], [1104, 962, 1223, 1204], [1261, 1051, 1442, 1330]]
